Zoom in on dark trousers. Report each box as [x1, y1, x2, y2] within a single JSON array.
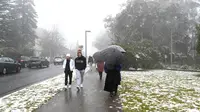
[[65, 71, 73, 85], [114, 84, 118, 93], [99, 71, 103, 80]]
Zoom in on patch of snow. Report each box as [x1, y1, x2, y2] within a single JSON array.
[[187, 109, 200, 112], [119, 70, 200, 111], [0, 73, 76, 112]]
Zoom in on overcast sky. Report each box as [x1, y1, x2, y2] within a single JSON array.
[[35, 0, 125, 55]]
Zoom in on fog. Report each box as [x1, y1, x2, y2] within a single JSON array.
[[35, 0, 125, 55]]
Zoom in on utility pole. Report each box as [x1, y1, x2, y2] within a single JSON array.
[[170, 29, 173, 67], [152, 25, 154, 47], [141, 32, 143, 42], [192, 32, 196, 68], [49, 48, 52, 63]]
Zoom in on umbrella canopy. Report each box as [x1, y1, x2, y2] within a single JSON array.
[[100, 47, 124, 70], [93, 51, 104, 62], [107, 45, 126, 53]]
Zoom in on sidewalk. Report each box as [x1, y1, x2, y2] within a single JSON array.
[[36, 70, 122, 112]]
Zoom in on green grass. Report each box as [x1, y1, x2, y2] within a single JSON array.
[[119, 71, 200, 112]]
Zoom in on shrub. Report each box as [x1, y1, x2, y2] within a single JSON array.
[[180, 65, 189, 70], [153, 62, 165, 69], [120, 40, 161, 69]]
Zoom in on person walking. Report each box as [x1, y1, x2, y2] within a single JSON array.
[[88, 56, 94, 71], [75, 51, 86, 90], [63, 54, 75, 89], [104, 63, 122, 97], [97, 61, 104, 80]]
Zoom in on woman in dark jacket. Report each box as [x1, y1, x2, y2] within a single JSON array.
[[104, 63, 122, 97]]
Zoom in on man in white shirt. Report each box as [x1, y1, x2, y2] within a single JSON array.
[[63, 54, 75, 89]]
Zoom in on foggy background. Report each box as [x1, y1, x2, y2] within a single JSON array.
[[35, 0, 125, 56]]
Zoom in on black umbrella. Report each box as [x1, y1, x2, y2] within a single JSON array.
[[107, 45, 126, 53], [100, 46, 124, 70], [93, 51, 103, 62]]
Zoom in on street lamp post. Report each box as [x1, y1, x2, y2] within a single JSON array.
[[170, 29, 173, 67], [152, 24, 155, 47], [85, 30, 91, 61]]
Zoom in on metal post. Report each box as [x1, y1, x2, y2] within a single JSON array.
[[85, 30, 91, 62], [141, 32, 143, 42], [49, 48, 52, 63], [152, 25, 154, 47], [170, 29, 173, 66], [85, 31, 87, 59], [192, 32, 196, 68]]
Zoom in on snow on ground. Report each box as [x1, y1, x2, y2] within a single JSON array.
[[119, 70, 200, 112], [0, 66, 91, 112], [0, 74, 67, 112]]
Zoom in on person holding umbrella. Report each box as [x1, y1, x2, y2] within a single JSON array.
[[75, 50, 86, 91], [101, 45, 125, 97], [93, 45, 125, 97]]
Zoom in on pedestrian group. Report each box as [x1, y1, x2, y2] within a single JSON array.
[[63, 49, 122, 97]]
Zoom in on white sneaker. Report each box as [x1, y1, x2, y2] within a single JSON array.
[[64, 85, 68, 89], [68, 85, 71, 89], [80, 84, 83, 88]]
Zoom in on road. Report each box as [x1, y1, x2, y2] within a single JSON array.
[[0, 65, 63, 97]]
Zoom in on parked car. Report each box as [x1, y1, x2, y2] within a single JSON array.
[[0, 57, 21, 75], [53, 57, 64, 65], [28, 57, 49, 68], [19, 56, 30, 68]]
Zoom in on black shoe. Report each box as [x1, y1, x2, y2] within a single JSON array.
[[114, 92, 117, 96], [77, 86, 80, 91], [110, 92, 114, 97]]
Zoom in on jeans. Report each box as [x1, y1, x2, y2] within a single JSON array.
[[76, 69, 85, 86]]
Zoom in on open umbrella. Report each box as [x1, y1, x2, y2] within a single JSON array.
[[93, 51, 103, 62], [107, 45, 126, 53], [100, 46, 124, 70]]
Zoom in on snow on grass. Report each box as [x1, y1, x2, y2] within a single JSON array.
[[119, 70, 200, 112], [0, 66, 91, 112], [0, 66, 93, 112], [0, 73, 71, 112]]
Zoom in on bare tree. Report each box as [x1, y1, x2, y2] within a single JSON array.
[[39, 27, 68, 61]]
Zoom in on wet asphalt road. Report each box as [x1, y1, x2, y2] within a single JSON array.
[[0, 65, 63, 97]]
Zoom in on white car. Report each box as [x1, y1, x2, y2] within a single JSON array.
[[53, 57, 64, 65]]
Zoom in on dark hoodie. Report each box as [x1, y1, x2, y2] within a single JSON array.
[[75, 56, 86, 70]]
